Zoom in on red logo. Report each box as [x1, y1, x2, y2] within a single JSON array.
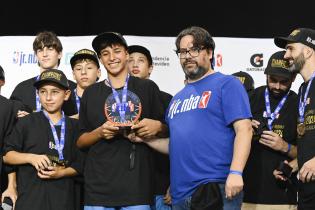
[[216, 54, 223, 67], [198, 91, 211, 108]]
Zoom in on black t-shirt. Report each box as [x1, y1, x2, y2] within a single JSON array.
[[154, 90, 172, 195], [297, 80, 315, 209], [4, 112, 83, 210], [79, 76, 165, 206], [10, 76, 78, 116], [243, 85, 298, 204]]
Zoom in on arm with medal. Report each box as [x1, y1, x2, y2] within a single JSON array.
[[256, 88, 297, 158]]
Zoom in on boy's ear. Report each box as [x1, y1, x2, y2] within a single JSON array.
[[64, 89, 71, 101]]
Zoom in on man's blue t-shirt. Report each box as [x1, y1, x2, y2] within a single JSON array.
[[166, 72, 252, 204]]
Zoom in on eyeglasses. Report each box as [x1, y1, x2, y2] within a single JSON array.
[[175, 47, 206, 59]]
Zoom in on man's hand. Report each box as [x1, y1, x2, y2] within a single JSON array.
[[259, 130, 287, 152], [225, 174, 243, 199], [131, 118, 162, 138], [163, 186, 172, 205], [299, 157, 315, 183], [98, 121, 119, 140]]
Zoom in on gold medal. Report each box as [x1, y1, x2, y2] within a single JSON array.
[[297, 123, 306, 136]]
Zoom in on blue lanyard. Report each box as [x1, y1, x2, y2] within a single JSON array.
[[299, 71, 315, 123], [74, 89, 80, 112], [43, 111, 66, 160], [264, 88, 290, 130], [106, 74, 130, 123], [35, 75, 41, 112]]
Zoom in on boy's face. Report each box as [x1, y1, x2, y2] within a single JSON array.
[[128, 52, 152, 79], [36, 46, 62, 70], [72, 59, 101, 89], [99, 44, 129, 76], [38, 83, 70, 114]]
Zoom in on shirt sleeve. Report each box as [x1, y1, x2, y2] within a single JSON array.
[[222, 77, 252, 125]]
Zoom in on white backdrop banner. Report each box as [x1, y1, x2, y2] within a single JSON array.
[[0, 35, 303, 98]]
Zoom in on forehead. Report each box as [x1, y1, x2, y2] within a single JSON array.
[[100, 44, 126, 52], [179, 35, 194, 48], [129, 52, 147, 59]]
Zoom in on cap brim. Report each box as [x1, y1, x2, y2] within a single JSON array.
[[70, 54, 100, 68], [274, 37, 296, 49], [34, 80, 69, 90], [264, 67, 293, 79]]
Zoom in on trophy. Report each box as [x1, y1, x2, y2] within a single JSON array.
[[104, 90, 142, 133]]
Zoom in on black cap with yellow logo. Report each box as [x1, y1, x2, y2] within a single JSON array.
[[274, 28, 315, 49], [231, 71, 254, 92], [264, 51, 294, 79], [34, 69, 69, 90], [70, 49, 100, 69]]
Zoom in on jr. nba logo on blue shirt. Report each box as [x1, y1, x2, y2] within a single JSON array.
[[168, 91, 212, 119]]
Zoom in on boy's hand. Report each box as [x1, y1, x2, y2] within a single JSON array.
[[37, 166, 66, 179], [28, 154, 51, 171], [99, 121, 119, 140]]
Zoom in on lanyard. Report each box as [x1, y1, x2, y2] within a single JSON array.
[[106, 74, 130, 123], [264, 88, 290, 130], [74, 89, 80, 112], [43, 111, 66, 160], [35, 75, 41, 112], [299, 71, 315, 123]]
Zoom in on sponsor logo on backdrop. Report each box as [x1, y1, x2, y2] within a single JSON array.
[[13, 51, 37, 66], [153, 56, 170, 67], [64, 52, 74, 65], [215, 53, 223, 67], [246, 53, 265, 71]]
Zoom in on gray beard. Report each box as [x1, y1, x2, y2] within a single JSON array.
[[184, 66, 208, 81]]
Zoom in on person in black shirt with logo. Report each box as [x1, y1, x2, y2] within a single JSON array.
[[3, 69, 83, 210], [275, 27, 315, 210], [77, 32, 167, 210], [10, 31, 77, 117], [242, 51, 298, 210]]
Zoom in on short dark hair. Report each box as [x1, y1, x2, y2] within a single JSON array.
[[175, 26, 216, 68], [0, 65, 4, 81]]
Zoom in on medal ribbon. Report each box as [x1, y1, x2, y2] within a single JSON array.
[[74, 89, 80, 112], [106, 74, 130, 123], [299, 71, 315, 123], [265, 88, 290, 130], [35, 75, 41, 112], [43, 111, 66, 160]]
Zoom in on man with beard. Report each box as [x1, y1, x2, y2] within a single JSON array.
[[242, 50, 298, 210], [128, 26, 253, 210], [275, 27, 315, 210]]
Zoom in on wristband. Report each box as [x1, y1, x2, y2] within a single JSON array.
[[286, 143, 291, 154], [229, 170, 243, 176]]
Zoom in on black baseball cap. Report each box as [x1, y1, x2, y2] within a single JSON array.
[[92, 32, 128, 55], [70, 49, 100, 69], [128, 45, 153, 66], [34, 69, 69, 90], [264, 51, 294, 79], [232, 71, 254, 92], [274, 28, 315, 49]]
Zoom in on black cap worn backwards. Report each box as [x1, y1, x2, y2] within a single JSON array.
[[34, 69, 69, 90], [70, 49, 100, 69], [128, 45, 153, 66], [274, 28, 315, 50], [231, 71, 254, 92], [264, 51, 294, 79], [92, 32, 128, 55]]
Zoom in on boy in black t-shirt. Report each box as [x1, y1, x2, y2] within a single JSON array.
[[70, 48, 101, 118], [128, 45, 172, 209], [77, 32, 167, 209], [10, 31, 77, 117], [3, 69, 83, 210]]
